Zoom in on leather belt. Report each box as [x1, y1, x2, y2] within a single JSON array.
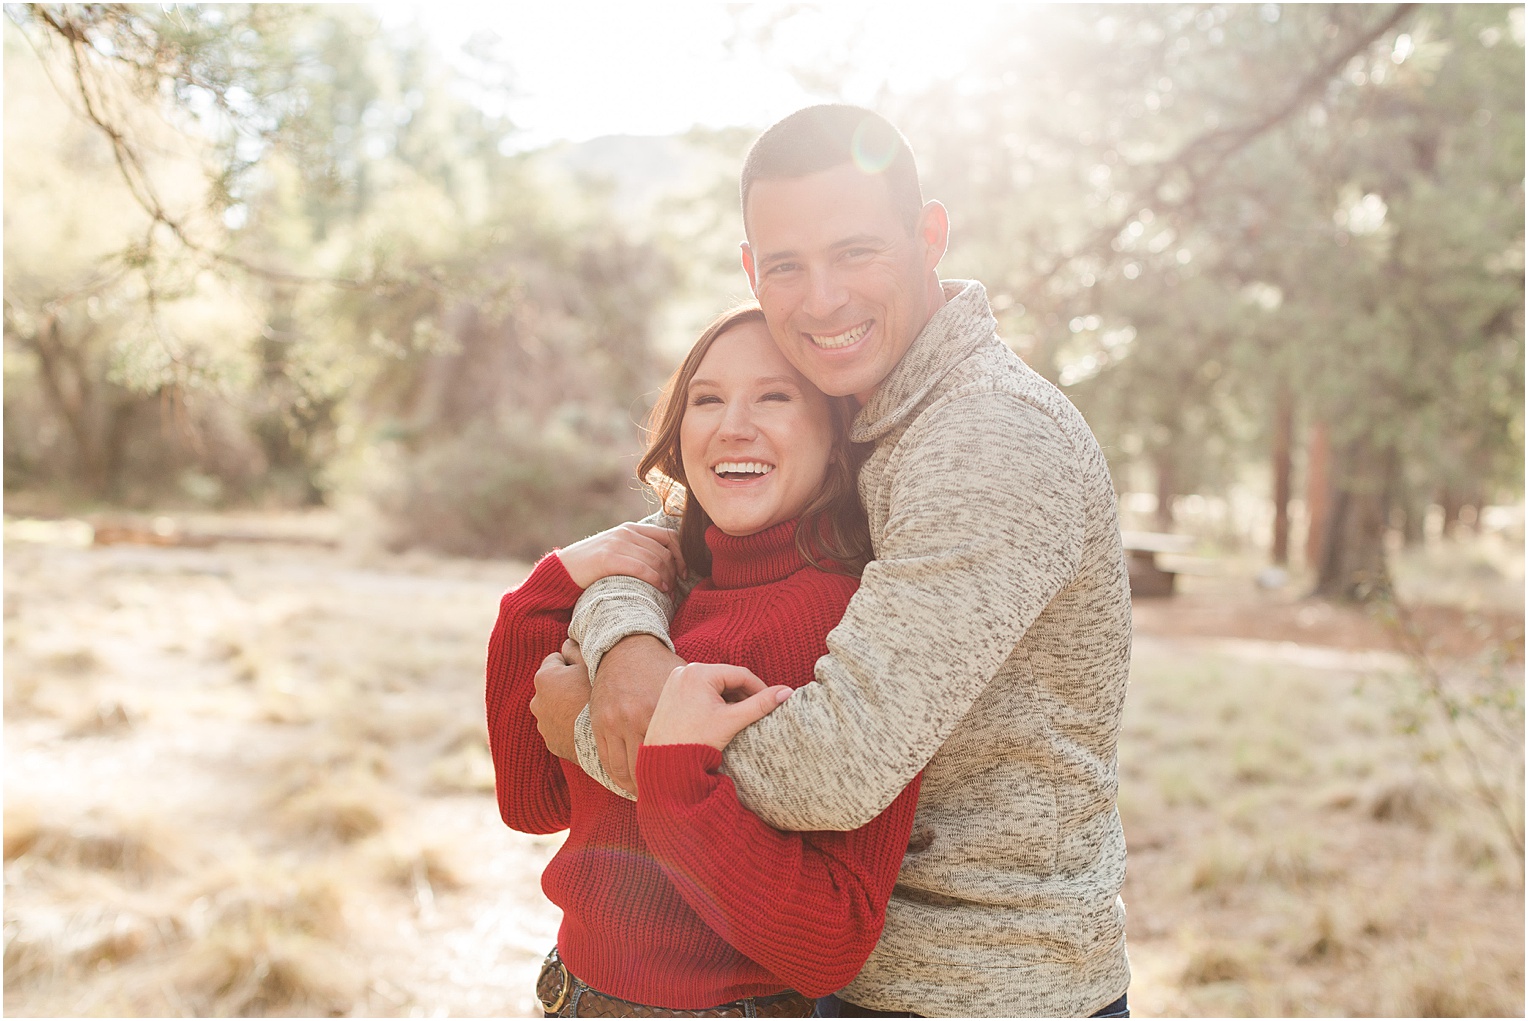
[[537, 947, 813, 1018]]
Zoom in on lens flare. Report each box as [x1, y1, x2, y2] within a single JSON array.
[[851, 118, 898, 174]]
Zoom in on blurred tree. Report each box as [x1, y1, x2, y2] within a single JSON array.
[[879, 2, 1520, 598], [6, 4, 673, 553]]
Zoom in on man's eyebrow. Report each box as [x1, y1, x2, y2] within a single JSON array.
[[831, 233, 888, 250], [756, 234, 888, 265]]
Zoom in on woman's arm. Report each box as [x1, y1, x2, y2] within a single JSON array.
[[488, 525, 687, 832], [485, 554, 584, 834], [634, 745, 921, 996]]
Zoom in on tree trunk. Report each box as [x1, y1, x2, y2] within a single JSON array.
[[1439, 486, 1463, 538], [1153, 449, 1176, 532], [1271, 384, 1293, 565], [1303, 420, 1331, 570], [1313, 438, 1394, 601]]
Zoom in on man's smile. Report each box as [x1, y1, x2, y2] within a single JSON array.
[[808, 321, 871, 349]]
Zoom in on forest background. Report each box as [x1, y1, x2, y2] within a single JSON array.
[[3, 3, 1524, 1017], [5, 2, 1522, 593]]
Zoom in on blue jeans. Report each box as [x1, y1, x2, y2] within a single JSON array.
[[813, 991, 1128, 1017]]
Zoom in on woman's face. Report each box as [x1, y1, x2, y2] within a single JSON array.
[[680, 320, 836, 537]]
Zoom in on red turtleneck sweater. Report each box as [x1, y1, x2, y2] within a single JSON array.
[[485, 520, 921, 1008]]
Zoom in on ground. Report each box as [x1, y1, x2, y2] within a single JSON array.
[[3, 512, 1522, 1016]]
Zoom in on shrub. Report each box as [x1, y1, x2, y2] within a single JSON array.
[[375, 417, 653, 559]]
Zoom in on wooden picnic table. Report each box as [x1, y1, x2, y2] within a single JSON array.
[[1120, 530, 1199, 597]]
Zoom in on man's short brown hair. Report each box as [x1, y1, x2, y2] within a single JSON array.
[[741, 105, 924, 234]]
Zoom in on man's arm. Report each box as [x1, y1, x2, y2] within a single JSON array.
[[722, 393, 1087, 831], [567, 511, 688, 795]]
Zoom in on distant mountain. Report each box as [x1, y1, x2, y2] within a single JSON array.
[[527, 131, 746, 226]]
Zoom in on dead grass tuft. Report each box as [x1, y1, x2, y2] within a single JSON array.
[[428, 735, 496, 794], [276, 774, 395, 844], [44, 648, 101, 676], [1368, 776, 1450, 829], [1181, 944, 1253, 985], [4, 808, 180, 883], [1189, 835, 1328, 895], [1291, 906, 1355, 964], [64, 699, 134, 738], [367, 837, 464, 896], [173, 867, 361, 1016], [1398, 958, 1525, 1018]]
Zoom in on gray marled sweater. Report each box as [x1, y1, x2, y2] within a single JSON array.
[[570, 280, 1131, 1017]]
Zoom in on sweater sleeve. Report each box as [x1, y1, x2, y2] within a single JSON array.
[[723, 395, 1085, 831], [634, 744, 921, 997], [566, 511, 685, 799], [485, 553, 586, 835]]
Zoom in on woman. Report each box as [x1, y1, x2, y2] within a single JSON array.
[[485, 305, 922, 1018]]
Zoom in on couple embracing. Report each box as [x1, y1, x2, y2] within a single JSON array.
[[486, 105, 1132, 1019]]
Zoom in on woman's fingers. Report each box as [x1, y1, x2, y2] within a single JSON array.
[[624, 523, 687, 577], [643, 664, 789, 750]]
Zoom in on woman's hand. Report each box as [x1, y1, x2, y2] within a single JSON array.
[[643, 663, 794, 751], [531, 639, 592, 760], [558, 522, 686, 592]]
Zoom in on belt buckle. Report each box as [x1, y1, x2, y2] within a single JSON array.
[[536, 947, 573, 1015]]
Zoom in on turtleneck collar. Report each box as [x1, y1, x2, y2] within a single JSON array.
[[853, 279, 995, 444], [704, 520, 808, 590]]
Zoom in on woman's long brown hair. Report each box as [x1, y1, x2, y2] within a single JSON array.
[[637, 304, 872, 578]]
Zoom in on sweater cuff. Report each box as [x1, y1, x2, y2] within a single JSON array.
[[513, 552, 585, 605], [636, 743, 723, 806]]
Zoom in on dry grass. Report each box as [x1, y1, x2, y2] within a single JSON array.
[[1123, 616, 1524, 1017], [4, 517, 1522, 1017]]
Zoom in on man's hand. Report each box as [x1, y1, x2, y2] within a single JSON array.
[[644, 663, 792, 751], [530, 639, 592, 760], [590, 635, 685, 794]]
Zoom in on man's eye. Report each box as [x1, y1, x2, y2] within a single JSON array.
[[766, 262, 799, 275], [843, 248, 874, 259]]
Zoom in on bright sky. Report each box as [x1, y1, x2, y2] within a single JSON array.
[[376, 2, 1004, 147]]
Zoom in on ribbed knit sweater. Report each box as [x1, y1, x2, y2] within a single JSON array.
[[485, 520, 922, 1009], [569, 281, 1132, 1017]]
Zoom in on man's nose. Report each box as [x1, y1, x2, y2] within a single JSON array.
[[802, 265, 847, 320]]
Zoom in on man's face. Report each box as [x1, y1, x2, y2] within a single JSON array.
[[742, 163, 946, 404]]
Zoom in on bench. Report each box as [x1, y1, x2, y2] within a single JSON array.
[[1121, 531, 1198, 598]]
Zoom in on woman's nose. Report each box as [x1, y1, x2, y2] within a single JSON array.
[[718, 401, 757, 439]]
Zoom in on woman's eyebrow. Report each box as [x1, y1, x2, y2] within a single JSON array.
[[688, 375, 801, 390]]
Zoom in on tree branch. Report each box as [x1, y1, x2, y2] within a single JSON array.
[[1026, 3, 1420, 296]]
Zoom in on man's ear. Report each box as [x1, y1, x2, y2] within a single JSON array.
[[917, 201, 949, 271], [740, 242, 760, 297]]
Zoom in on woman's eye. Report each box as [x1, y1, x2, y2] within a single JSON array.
[[690, 394, 722, 407], [761, 392, 791, 403]]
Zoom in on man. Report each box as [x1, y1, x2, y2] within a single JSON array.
[[535, 105, 1132, 1018]]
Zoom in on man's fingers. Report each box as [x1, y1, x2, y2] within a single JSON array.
[[607, 734, 637, 794], [594, 728, 633, 794], [625, 744, 642, 797]]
